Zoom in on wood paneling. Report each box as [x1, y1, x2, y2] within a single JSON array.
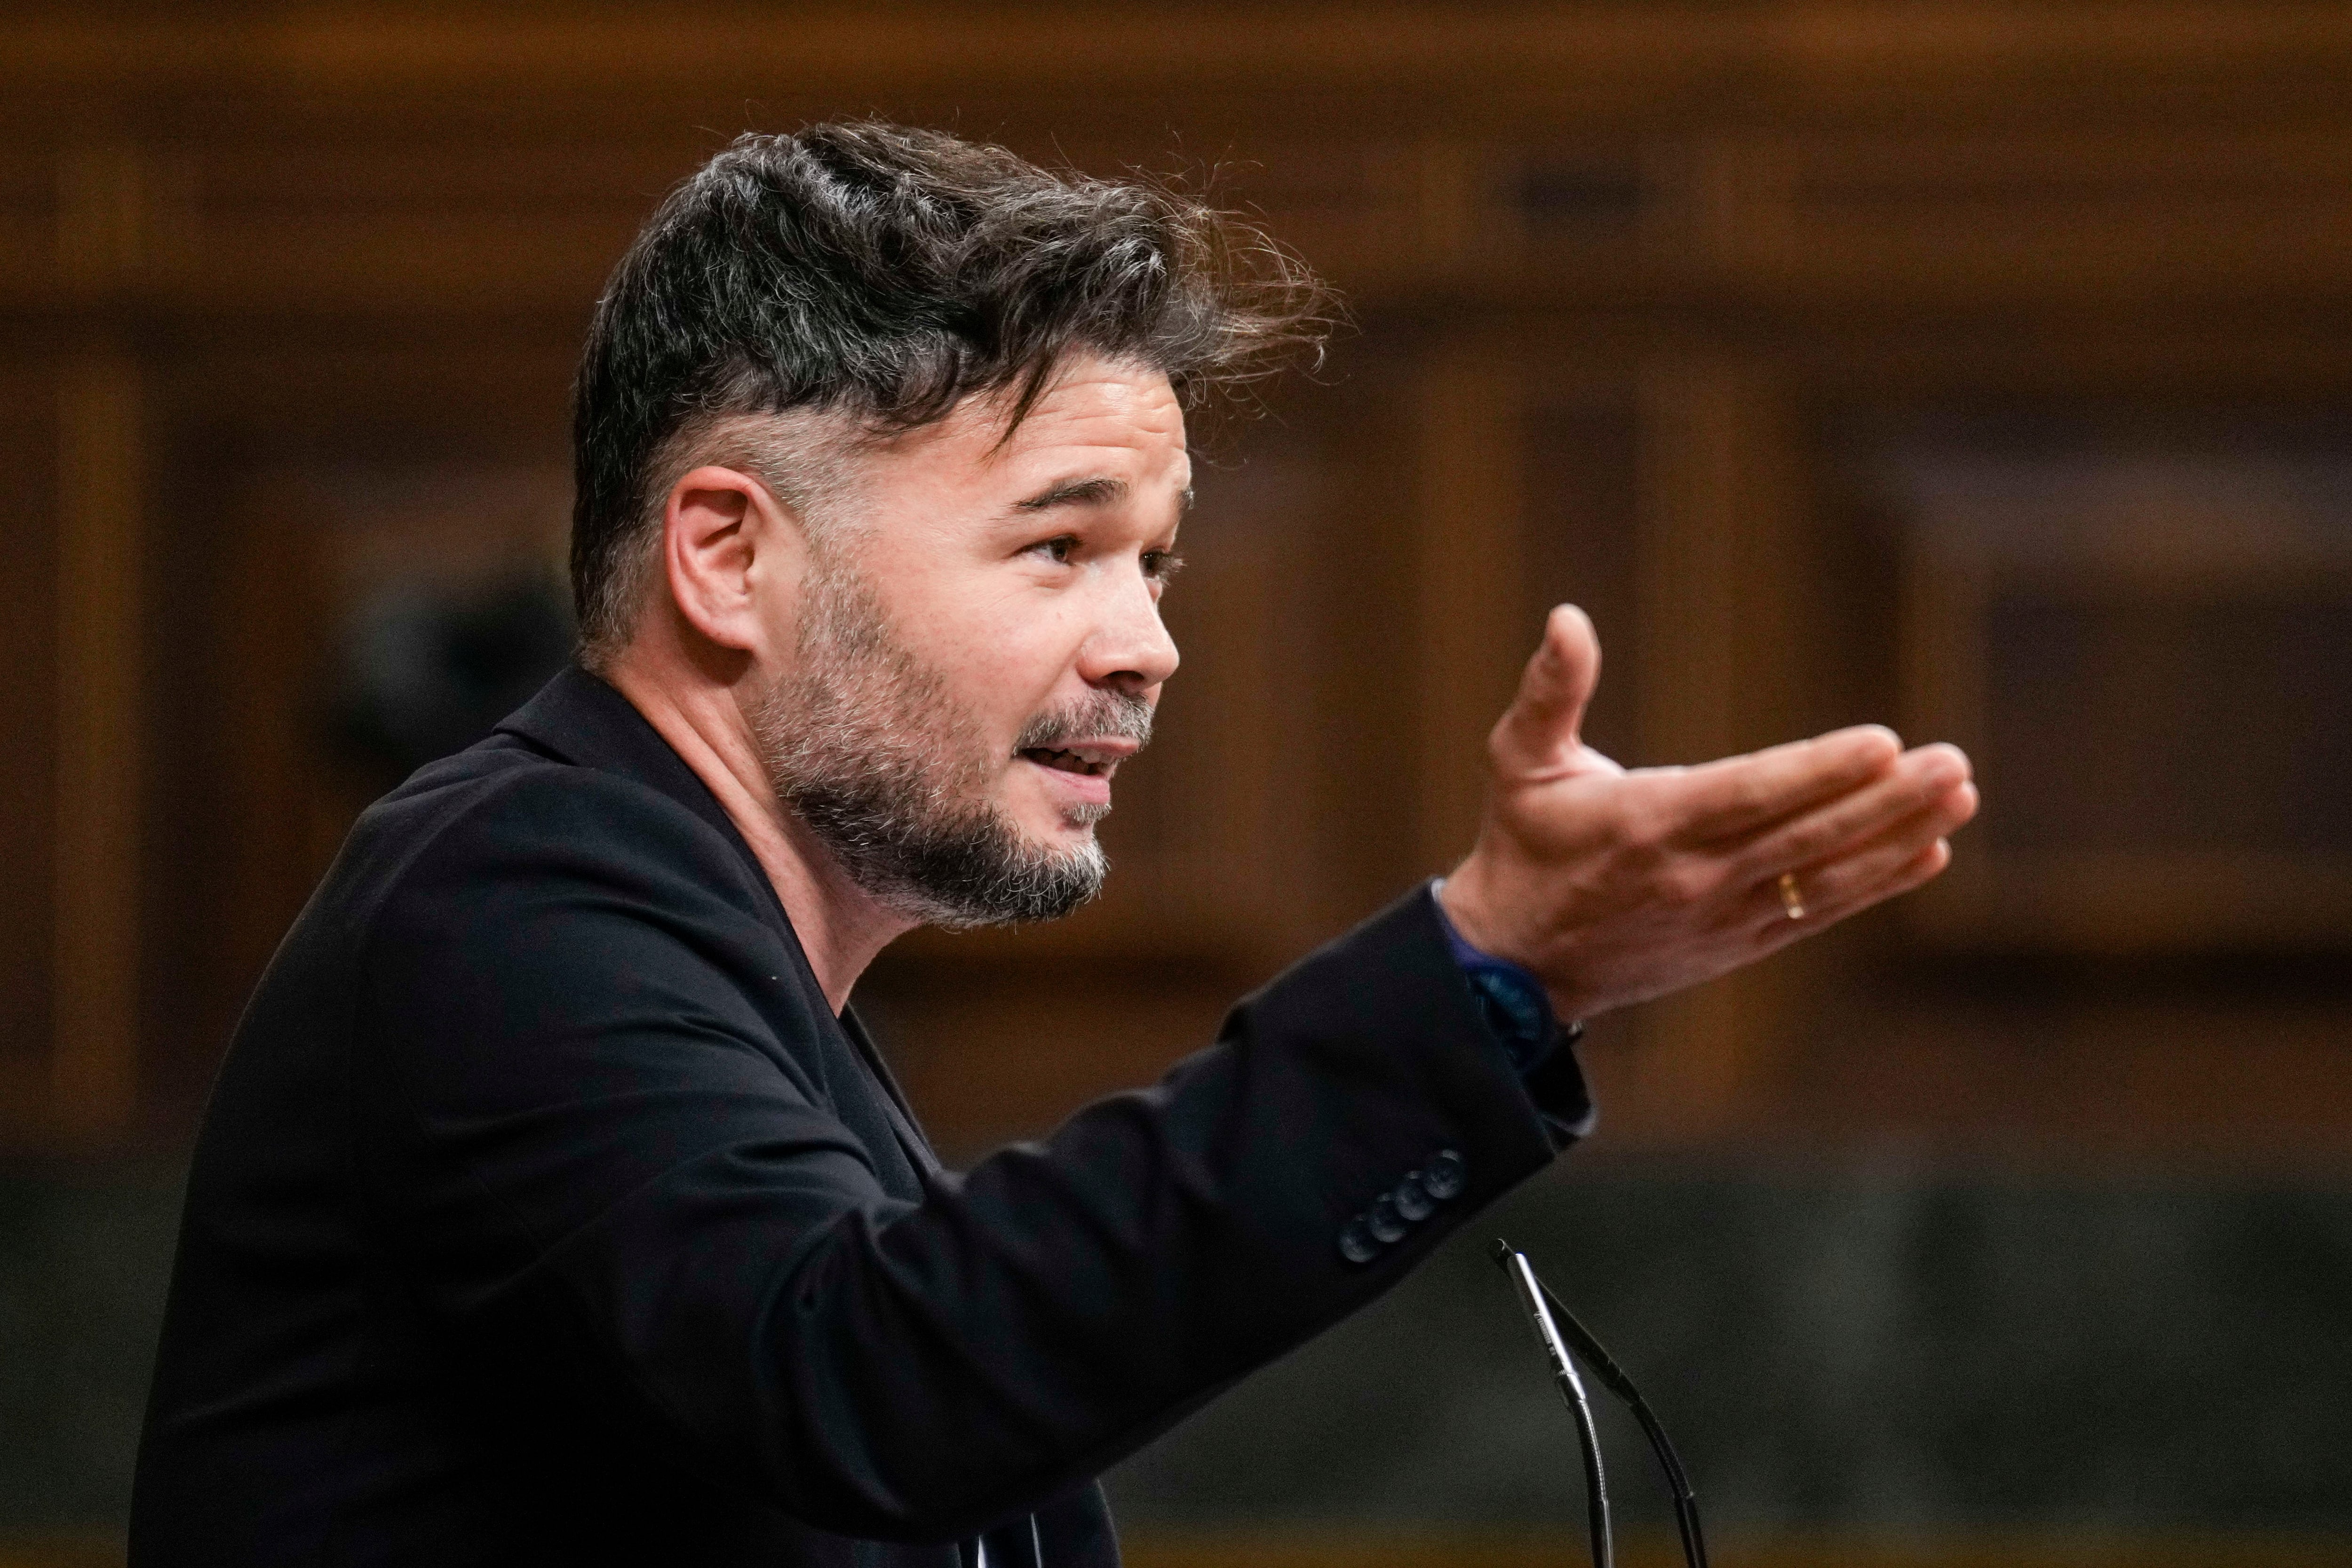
[[0, 370, 61, 1114], [1901, 476, 2352, 953], [4, 2, 2352, 1155], [119, 332, 579, 1124], [1623, 358, 1814, 1132], [1410, 342, 1527, 874], [8, 5, 2352, 129], [50, 358, 143, 1143]]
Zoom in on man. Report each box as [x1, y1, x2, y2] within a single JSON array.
[[131, 124, 1976, 1565]]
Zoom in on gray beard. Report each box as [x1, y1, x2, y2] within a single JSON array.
[[749, 560, 1150, 930]]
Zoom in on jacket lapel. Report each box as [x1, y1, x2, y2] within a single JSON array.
[[838, 1006, 945, 1178]]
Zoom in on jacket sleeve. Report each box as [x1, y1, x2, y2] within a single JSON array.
[[352, 766, 1592, 1543]]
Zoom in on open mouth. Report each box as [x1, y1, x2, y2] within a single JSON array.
[[1018, 747, 1112, 778]]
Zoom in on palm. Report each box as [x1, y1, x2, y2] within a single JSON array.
[[1441, 607, 1978, 1021]]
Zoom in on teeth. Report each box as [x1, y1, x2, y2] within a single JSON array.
[[1023, 748, 1103, 776]]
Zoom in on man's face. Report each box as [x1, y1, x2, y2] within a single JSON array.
[[751, 355, 1188, 926]]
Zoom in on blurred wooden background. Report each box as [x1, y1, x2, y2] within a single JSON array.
[[7, 5, 2352, 1560], [4, 0, 2350, 1170]]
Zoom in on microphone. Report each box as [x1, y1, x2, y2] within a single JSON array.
[[1497, 1240, 1611, 1568], [1492, 1239, 1708, 1568]]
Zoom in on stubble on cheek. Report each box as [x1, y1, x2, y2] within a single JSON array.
[[746, 557, 1112, 927], [755, 563, 993, 818]]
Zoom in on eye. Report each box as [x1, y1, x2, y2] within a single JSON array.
[[1028, 535, 1077, 565], [1143, 549, 1185, 583]]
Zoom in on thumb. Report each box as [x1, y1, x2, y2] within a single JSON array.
[[1488, 604, 1601, 777]]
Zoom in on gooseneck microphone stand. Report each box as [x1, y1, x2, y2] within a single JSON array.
[[1492, 1240, 1709, 1568], [1498, 1245, 1612, 1567]]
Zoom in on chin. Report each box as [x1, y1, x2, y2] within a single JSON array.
[[1001, 785, 1109, 840], [1021, 817, 1101, 852]]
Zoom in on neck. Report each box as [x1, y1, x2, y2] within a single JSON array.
[[601, 642, 914, 1015]]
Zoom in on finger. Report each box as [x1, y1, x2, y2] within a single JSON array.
[[1733, 745, 1974, 876], [1752, 802, 1963, 938], [1804, 835, 1950, 928], [1488, 605, 1601, 778], [1662, 724, 1907, 847]]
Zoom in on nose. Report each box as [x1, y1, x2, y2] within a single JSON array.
[[1077, 563, 1180, 693]]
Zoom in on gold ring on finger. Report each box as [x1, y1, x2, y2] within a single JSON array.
[[1777, 870, 1807, 921]]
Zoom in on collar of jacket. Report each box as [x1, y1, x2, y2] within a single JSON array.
[[495, 662, 749, 853]]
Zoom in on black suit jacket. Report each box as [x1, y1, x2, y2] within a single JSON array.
[[130, 667, 1593, 1566]]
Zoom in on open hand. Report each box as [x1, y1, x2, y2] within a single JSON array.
[[1438, 606, 1979, 1020]]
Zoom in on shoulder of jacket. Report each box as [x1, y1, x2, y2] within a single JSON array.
[[342, 746, 770, 934]]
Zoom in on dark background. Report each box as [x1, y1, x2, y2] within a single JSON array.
[[4, 4, 2351, 1564]]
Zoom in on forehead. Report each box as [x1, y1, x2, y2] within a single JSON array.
[[1006, 361, 1186, 454]]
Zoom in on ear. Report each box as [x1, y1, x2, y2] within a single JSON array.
[[660, 464, 804, 660]]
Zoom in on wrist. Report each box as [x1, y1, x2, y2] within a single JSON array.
[[1437, 859, 1604, 1022], [1434, 859, 1515, 961], [1429, 877, 1583, 1076]]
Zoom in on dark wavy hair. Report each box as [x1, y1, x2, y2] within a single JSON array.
[[569, 121, 1333, 660]]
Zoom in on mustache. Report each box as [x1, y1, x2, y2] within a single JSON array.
[[1015, 690, 1155, 752]]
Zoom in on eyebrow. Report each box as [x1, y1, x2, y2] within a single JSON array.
[[1014, 476, 1126, 512], [1012, 476, 1196, 514]]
